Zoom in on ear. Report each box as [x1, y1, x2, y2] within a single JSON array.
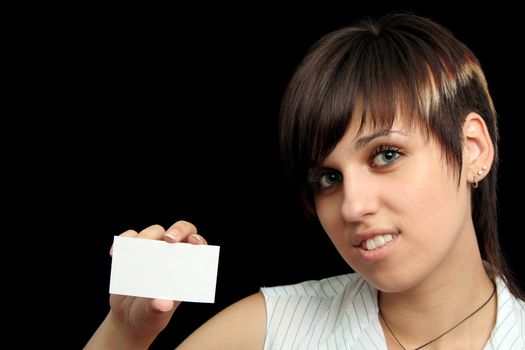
[[463, 112, 494, 185]]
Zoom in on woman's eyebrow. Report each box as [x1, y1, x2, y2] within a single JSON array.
[[354, 130, 408, 150]]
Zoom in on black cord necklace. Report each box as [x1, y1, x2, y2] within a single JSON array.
[[379, 283, 496, 350]]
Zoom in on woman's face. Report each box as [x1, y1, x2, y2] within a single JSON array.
[[313, 118, 473, 292]]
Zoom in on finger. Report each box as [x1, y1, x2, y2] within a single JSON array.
[[150, 299, 180, 313], [121, 229, 139, 237], [187, 233, 208, 245], [164, 220, 197, 242], [137, 299, 182, 336], [110, 229, 139, 255], [137, 224, 166, 240]]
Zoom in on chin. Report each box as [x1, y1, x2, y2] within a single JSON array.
[[358, 267, 422, 293], [370, 280, 411, 293]]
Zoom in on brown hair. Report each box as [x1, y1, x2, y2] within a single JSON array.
[[279, 13, 522, 298]]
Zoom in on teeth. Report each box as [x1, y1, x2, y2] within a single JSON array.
[[362, 234, 394, 251], [374, 235, 385, 246]]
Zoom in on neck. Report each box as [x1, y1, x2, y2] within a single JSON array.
[[378, 229, 496, 348]]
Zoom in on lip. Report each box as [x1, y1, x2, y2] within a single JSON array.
[[352, 228, 399, 247], [352, 228, 400, 263]]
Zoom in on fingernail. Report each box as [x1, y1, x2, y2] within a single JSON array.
[[190, 234, 202, 243], [165, 228, 181, 241]]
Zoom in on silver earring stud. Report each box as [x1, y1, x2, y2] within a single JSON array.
[[472, 166, 487, 188], [477, 165, 488, 175]]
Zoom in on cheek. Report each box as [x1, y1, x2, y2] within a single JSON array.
[[398, 166, 464, 238], [315, 195, 345, 241]]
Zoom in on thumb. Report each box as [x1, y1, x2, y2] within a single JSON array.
[[124, 299, 181, 346], [151, 299, 179, 313], [139, 299, 181, 333]]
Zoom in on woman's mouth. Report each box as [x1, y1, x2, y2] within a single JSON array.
[[352, 229, 399, 262], [361, 234, 394, 250]]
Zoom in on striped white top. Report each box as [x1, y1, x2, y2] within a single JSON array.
[[261, 273, 524, 349]]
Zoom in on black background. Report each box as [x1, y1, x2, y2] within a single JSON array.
[[25, 4, 522, 349]]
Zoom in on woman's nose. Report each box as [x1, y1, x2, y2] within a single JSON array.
[[340, 172, 379, 223]]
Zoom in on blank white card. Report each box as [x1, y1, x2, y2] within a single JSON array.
[[110, 236, 220, 303]]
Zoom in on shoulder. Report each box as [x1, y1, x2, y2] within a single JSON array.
[[496, 276, 525, 322], [177, 293, 266, 350], [513, 292, 525, 334], [489, 276, 525, 349], [260, 272, 374, 314], [259, 273, 381, 349], [261, 272, 364, 299]]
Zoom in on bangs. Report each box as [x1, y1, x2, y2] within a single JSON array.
[[305, 30, 432, 168]]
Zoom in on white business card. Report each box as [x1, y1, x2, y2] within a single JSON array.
[[110, 236, 220, 303]]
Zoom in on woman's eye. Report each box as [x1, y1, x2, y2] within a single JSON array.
[[310, 170, 342, 191], [371, 147, 402, 167], [319, 171, 342, 188]]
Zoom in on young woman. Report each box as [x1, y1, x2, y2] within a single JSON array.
[[86, 13, 524, 349]]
